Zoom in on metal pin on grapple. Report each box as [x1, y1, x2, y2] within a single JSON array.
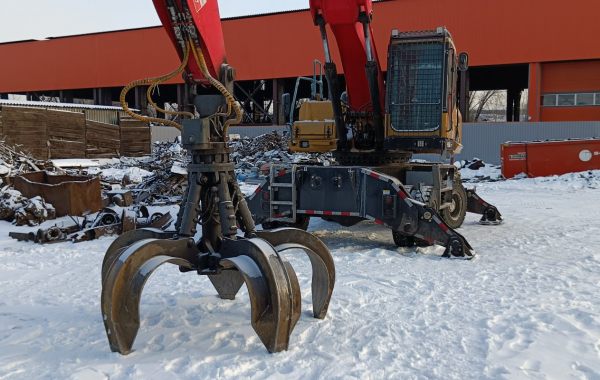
[[102, 0, 335, 354]]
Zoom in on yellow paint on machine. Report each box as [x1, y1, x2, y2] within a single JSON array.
[[289, 101, 338, 153]]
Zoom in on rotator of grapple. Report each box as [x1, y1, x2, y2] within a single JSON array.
[[101, 113, 335, 355]]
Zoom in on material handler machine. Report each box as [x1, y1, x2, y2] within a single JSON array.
[[100, 0, 502, 356]]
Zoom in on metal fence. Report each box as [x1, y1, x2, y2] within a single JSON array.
[[151, 121, 600, 165], [0, 99, 130, 125], [151, 125, 288, 142], [455, 121, 600, 164]]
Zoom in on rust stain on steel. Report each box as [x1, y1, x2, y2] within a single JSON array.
[[11, 171, 102, 217]]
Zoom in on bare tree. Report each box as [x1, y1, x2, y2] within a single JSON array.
[[468, 90, 500, 121]]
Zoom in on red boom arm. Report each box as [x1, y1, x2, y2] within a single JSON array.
[[309, 0, 385, 111], [153, 0, 226, 84]]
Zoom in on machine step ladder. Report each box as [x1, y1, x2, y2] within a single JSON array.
[[269, 165, 297, 222]]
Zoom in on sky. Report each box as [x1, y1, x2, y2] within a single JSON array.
[[0, 0, 309, 43]]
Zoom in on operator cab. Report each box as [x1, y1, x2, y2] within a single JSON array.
[[288, 27, 468, 158], [384, 27, 466, 156]]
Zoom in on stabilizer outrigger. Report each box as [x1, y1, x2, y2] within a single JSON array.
[[246, 164, 503, 260]]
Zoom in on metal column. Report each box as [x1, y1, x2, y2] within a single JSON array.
[[59, 90, 74, 103], [507, 88, 522, 122], [459, 70, 470, 122], [94, 88, 112, 106], [272, 79, 284, 125], [134, 86, 149, 115]]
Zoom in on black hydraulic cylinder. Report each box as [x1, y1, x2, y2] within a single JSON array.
[[365, 61, 385, 151], [231, 180, 257, 237], [217, 173, 238, 239], [178, 173, 202, 237], [324, 62, 348, 150]]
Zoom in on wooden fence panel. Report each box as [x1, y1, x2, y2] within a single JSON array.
[[1, 106, 48, 159], [86, 120, 121, 158], [46, 109, 86, 159], [120, 118, 151, 156]]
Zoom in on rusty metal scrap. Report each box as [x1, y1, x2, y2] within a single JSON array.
[[0, 188, 56, 226], [230, 132, 333, 174], [0, 188, 26, 221], [11, 171, 102, 217], [14, 196, 56, 226], [9, 206, 174, 244]]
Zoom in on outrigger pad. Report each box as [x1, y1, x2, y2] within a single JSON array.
[[465, 189, 503, 225], [256, 228, 335, 319], [479, 206, 503, 225]]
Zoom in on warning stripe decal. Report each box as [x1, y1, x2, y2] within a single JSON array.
[[298, 210, 361, 217]]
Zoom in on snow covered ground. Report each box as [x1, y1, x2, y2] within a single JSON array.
[[1, 172, 600, 379]]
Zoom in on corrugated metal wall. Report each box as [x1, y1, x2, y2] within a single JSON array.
[[456, 122, 600, 164], [151, 125, 289, 142], [0, 100, 129, 124], [151, 122, 600, 165]]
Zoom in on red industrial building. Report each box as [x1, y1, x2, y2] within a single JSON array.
[[1, 0, 599, 123]]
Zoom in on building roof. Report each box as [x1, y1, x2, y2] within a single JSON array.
[[1, 0, 599, 93], [0, 99, 127, 111]]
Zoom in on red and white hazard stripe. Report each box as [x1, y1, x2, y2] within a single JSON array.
[[361, 168, 414, 207], [297, 210, 361, 217], [364, 215, 386, 226]]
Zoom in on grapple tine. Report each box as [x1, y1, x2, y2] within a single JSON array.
[[283, 260, 302, 332], [101, 238, 197, 354], [219, 238, 300, 353], [207, 270, 244, 300], [102, 228, 177, 285], [257, 228, 335, 319]]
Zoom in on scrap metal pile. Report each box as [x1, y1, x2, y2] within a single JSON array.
[[86, 141, 190, 205], [0, 139, 176, 241], [9, 205, 173, 244], [0, 141, 57, 226], [1, 132, 322, 243], [230, 132, 333, 178], [88, 132, 330, 202], [0, 189, 56, 226], [0, 139, 49, 179]]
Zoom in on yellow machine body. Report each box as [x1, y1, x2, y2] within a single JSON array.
[[289, 101, 337, 153]]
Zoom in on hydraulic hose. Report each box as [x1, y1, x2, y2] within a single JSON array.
[[188, 39, 242, 139], [120, 38, 242, 137], [119, 41, 193, 131], [146, 82, 195, 120]]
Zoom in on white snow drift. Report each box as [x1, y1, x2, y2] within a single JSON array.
[[0, 172, 599, 379]]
